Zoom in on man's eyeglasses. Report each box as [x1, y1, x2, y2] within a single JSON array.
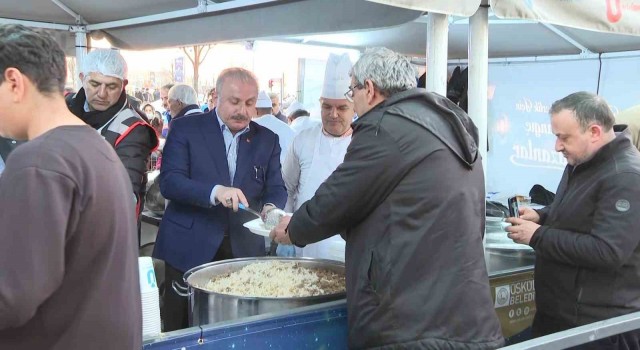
[[344, 84, 363, 102]]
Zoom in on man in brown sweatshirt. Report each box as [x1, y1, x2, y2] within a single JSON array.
[[0, 25, 142, 349]]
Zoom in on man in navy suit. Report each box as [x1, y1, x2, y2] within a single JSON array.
[[153, 67, 287, 331]]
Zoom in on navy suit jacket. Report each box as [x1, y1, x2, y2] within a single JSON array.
[[153, 110, 287, 272]]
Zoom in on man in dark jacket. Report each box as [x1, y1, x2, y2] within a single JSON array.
[[202, 87, 217, 113], [0, 136, 22, 174], [271, 47, 503, 349], [67, 49, 158, 217], [167, 84, 202, 127], [507, 91, 640, 348]]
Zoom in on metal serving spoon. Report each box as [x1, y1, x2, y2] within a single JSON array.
[[238, 203, 262, 219], [238, 204, 286, 230]]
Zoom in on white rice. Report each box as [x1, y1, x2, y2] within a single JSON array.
[[202, 261, 344, 298]]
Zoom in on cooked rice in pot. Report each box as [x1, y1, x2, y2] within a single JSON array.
[[200, 261, 345, 297]]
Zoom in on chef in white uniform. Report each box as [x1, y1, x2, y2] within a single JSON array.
[[253, 90, 295, 165], [280, 53, 354, 261]]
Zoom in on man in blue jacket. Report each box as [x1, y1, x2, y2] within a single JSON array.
[[153, 67, 287, 331]]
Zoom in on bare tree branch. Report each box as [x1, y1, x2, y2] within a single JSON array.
[[182, 47, 196, 67], [201, 45, 213, 62], [181, 44, 214, 92]]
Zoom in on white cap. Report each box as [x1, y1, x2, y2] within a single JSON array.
[[286, 101, 305, 116], [321, 53, 353, 99], [256, 90, 272, 108], [82, 49, 128, 81]]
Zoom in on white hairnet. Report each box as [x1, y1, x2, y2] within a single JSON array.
[[81, 49, 128, 80], [169, 84, 198, 105], [286, 101, 305, 116]]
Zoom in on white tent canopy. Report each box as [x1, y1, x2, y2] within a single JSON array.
[[491, 0, 640, 36], [366, 0, 481, 16], [0, 0, 423, 55], [2, 1, 639, 59], [283, 15, 640, 59]]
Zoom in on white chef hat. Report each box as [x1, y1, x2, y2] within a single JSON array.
[[81, 49, 128, 81], [286, 101, 305, 116], [321, 53, 353, 100], [256, 90, 272, 108]]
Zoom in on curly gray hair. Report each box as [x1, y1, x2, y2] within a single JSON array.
[[350, 47, 416, 97]]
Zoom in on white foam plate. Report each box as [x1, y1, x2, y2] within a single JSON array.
[[485, 243, 534, 251], [243, 218, 271, 237], [485, 236, 514, 244], [486, 216, 506, 223]]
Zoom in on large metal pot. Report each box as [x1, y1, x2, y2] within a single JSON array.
[[172, 257, 346, 326], [485, 245, 536, 273]]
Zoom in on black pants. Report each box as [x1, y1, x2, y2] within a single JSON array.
[[534, 313, 640, 350], [162, 236, 233, 332]]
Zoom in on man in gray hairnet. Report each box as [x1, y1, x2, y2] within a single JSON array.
[[66, 49, 158, 221]]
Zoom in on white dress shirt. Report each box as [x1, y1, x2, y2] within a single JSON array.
[[209, 112, 250, 205]]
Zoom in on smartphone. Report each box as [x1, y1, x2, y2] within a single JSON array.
[[508, 196, 522, 218]]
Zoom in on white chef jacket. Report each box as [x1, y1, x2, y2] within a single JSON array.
[[254, 114, 295, 164], [281, 123, 351, 261]]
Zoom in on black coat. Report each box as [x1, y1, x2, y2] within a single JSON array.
[[0, 137, 21, 163], [532, 127, 640, 331], [288, 89, 503, 349], [67, 89, 158, 196], [274, 111, 288, 124]]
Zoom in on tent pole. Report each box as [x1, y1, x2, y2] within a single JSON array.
[[73, 26, 88, 91], [468, 4, 489, 173], [426, 13, 448, 95], [540, 22, 592, 56], [87, 0, 280, 31]]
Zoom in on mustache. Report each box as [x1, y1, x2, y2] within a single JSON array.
[[230, 114, 249, 121]]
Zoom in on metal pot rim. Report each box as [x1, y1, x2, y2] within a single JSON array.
[[182, 257, 346, 300]]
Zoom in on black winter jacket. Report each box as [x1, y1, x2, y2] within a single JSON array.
[[68, 89, 158, 197], [532, 126, 640, 329], [288, 89, 504, 349], [0, 137, 22, 163]]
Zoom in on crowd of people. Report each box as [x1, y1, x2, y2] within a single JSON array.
[[134, 87, 160, 103], [2, 24, 640, 350]]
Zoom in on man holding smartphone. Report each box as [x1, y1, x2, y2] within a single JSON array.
[[506, 92, 640, 349]]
